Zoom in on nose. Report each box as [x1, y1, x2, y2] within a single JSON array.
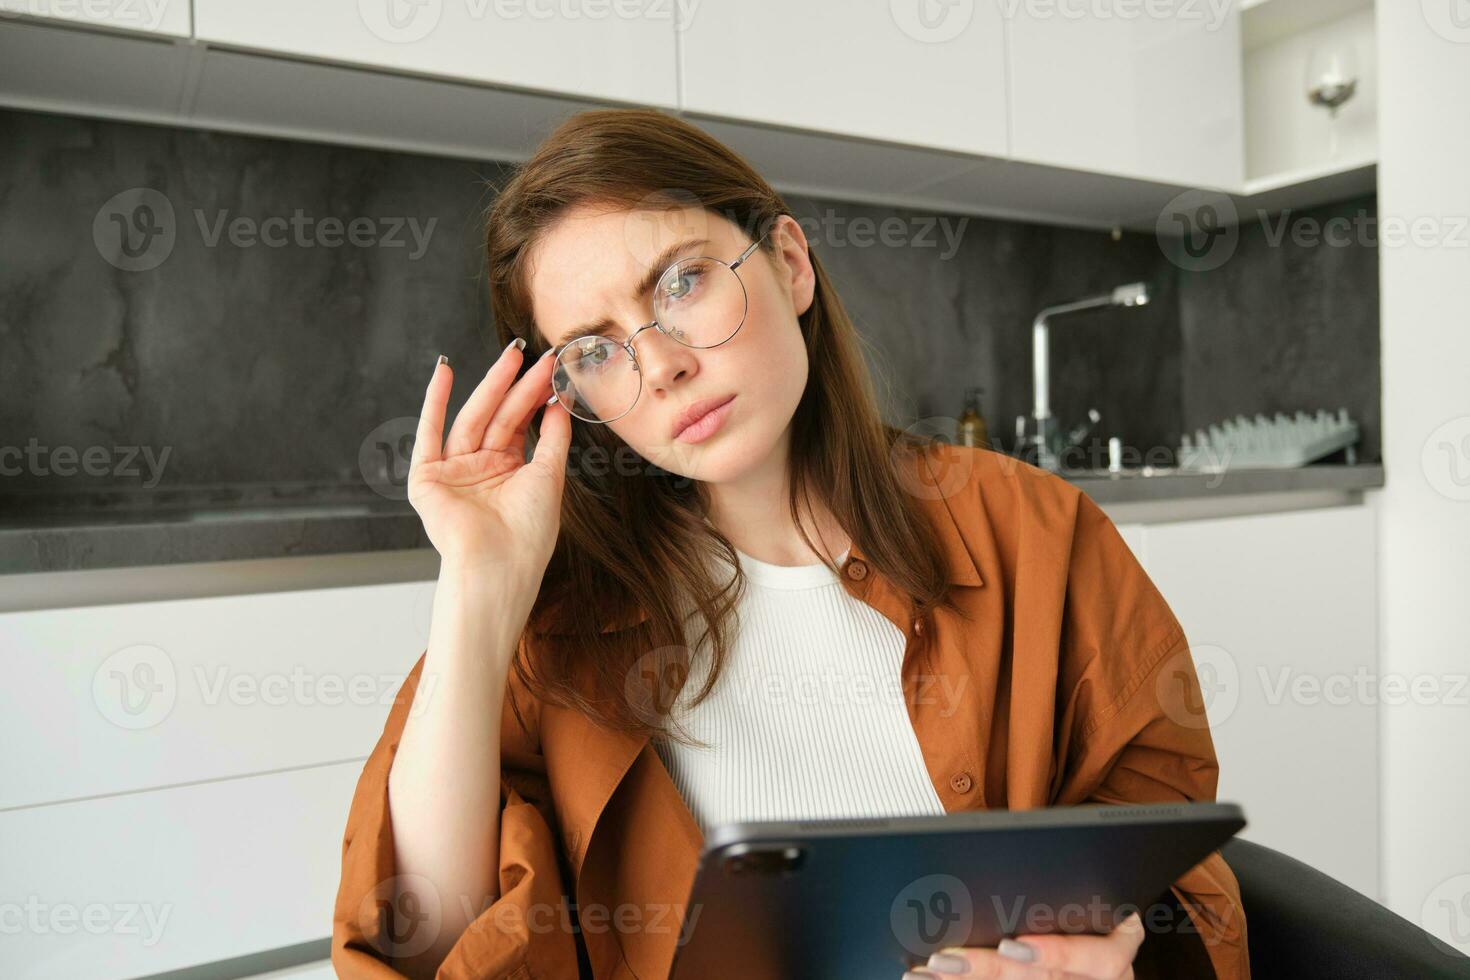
[[632, 322, 699, 394]]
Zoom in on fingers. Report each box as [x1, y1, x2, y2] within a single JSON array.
[[909, 913, 1144, 980], [411, 355, 452, 471], [1012, 911, 1144, 978], [902, 950, 1036, 980], [480, 346, 559, 453], [443, 338, 528, 457], [529, 395, 571, 476]]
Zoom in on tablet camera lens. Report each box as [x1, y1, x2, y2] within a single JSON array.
[[723, 844, 806, 876]]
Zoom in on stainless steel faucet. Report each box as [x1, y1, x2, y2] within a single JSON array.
[[1019, 282, 1150, 472]]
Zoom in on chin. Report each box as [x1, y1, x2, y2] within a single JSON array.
[[655, 426, 774, 486]]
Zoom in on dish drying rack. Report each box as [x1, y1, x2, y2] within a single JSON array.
[[1177, 409, 1360, 470]]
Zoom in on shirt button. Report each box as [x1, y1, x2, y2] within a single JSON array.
[[844, 558, 869, 581], [950, 771, 974, 794]]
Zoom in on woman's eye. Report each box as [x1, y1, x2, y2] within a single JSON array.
[[668, 268, 704, 301], [569, 340, 613, 374]]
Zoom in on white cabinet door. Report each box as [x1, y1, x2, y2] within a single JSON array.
[[0, 0, 190, 36], [193, 0, 677, 107], [1, 763, 359, 979], [0, 579, 437, 976], [1, 579, 435, 809], [1006, 0, 1244, 190], [1142, 504, 1378, 898], [678, 0, 1008, 157]]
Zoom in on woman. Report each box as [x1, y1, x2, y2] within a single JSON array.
[[332, 108, 1248, 980]]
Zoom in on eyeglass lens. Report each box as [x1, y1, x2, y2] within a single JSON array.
[[550, 256, 750, 423]]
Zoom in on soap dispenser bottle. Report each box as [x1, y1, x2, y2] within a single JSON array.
[[957, 387, 990, 449]]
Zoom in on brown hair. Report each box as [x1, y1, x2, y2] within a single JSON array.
[[484, 107, 957, 742]]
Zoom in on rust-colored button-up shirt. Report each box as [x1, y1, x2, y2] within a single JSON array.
[[333, 443, 1249, 979]]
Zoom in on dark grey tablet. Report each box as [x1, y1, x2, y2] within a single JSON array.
[[669, 800, 1246, 980]]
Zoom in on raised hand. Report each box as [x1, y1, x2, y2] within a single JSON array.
[[407, 339, 570, 581]]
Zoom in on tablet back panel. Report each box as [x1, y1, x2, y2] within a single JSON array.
[[669, 801, 1245, 980]]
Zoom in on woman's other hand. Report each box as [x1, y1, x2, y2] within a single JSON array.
[[902, 910, 1146, 980]]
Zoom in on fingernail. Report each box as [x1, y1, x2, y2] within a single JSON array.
[[538, 347, 555, 361], [902, 972, 938, 980], [436, 354, 448, 367], [504, 337, 526, 354], [997, 939, 1037, 963], [925, 951, 970, 974], [545, 394, 558, 406]]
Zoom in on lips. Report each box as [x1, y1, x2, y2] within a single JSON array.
[[671, 394, 736, 440]]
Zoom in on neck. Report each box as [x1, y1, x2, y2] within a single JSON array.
[[701, 428, 849, 567]]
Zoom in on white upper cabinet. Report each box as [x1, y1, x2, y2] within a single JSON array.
[[0, 0, 190, 36], [192, 0, 678, 108], [677, 0, 1009, 157], [1006, 0, 1245, 190]]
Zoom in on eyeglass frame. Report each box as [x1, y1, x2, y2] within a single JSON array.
[[542, 228, 771, 423]]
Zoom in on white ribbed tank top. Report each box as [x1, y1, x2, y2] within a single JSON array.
[[652, 544, 946, 837]]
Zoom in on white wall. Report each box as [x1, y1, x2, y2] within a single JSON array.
[[1374, 0, 1470, 955]]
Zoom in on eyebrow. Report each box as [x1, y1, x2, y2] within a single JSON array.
[[548, 237, 710, 350]]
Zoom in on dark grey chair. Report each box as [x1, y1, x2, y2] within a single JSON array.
[[1219, 837, 1470, 979]]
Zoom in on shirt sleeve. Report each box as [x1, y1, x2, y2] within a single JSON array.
[[1051, 493, 1252, 980], [330, 639, 583, 980]]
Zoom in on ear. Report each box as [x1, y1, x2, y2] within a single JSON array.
[[768, 214, 816, 316]]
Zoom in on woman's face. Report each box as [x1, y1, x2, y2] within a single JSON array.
[[527, 204, 816, 485]]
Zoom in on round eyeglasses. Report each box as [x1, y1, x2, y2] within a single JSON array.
[[544, 230, 768, 423]]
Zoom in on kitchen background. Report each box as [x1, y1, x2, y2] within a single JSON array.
[[1, 1, 1467, 978], [0, 108, 1382, 511]]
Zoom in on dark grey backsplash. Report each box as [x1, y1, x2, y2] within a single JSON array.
[[1176, 193, 1381, 466], [0, 107, 1380, 508]]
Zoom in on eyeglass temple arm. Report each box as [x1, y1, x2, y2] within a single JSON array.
[[729, 228, 769, 271]]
